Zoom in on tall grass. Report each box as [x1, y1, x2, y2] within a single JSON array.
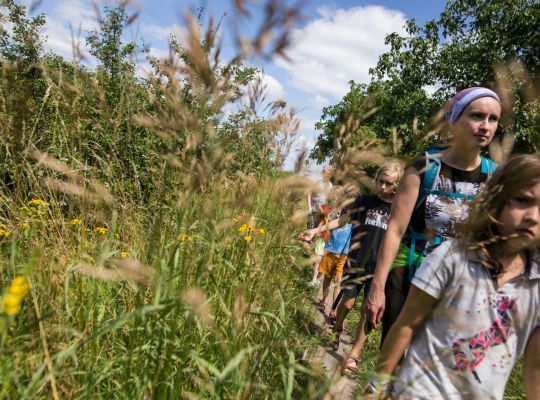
[[0, 180, 328, 399], [0, 1, 334, 398]]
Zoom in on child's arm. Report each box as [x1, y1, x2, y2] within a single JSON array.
[[298, 214, 349, 242], [524, 327, 540, 398], [365, 286, 438, 394]]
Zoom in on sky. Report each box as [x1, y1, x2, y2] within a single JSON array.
[[19, 0, 447, 172]]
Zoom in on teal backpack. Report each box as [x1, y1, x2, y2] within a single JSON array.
[[405, 148, 498, 280]]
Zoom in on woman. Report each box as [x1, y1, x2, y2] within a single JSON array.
[[366, 87, 502, 344]]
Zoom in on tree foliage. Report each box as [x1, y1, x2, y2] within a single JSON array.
[[311, 0, 540, 163], [0, 2, 291, 206]]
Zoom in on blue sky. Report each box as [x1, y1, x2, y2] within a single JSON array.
[[26, 0, 447, 170]]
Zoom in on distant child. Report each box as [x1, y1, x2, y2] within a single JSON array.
[[313, 186, 352, 313], [366, 154, 540, 399], [307, 166, 334, 287]]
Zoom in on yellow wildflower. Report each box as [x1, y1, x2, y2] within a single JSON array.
[[120, 251, 129, 258], [20, 222, 30, 229], [178, 233, 193, 243], [69, 219, 82, 225], [258, 228, 265, 235], [0, 228, 11, 238], [244, 235, 253, 241], [3, 276, 30, 316], [94, 227, 109, 235], [238, 224, 250, 233], [28, 199, 49, 207]]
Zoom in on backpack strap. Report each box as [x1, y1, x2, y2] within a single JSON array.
[[414, 148, 441, 210], [480, 156, 498, 176], [406, 227, 443, 281]]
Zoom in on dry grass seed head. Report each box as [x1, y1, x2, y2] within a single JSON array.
[[182, 287, 213, 326]]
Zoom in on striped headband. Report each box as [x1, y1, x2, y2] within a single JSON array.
[[445, 87, 500, 125]]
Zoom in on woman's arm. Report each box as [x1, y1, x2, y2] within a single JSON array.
[[307, 192, 313, 213], [524, 327, 540, 398], [366, 166, 421, 326]]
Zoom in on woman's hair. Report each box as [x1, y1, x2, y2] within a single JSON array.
[[375, 162, 404, 187], [445, 87, 500, 125], [456, 154, 540, 274]]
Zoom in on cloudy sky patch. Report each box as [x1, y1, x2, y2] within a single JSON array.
[[277, 6, 407, 99]]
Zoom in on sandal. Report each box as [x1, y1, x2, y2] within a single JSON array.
[[331, 329, 343, 351], [341, 355, 359, 374], [328, 310, 337, 325], [315, 299, 327, 313]]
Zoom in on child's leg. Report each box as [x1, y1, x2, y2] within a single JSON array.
[[334, 294, 356, 332], [321, 274, 332, 303], [342, 302, 370, 373], [347, 301, 371, 359], [310, 255, 321, 283], [332, 274, 342, 305], [331, 289, 344, 311]]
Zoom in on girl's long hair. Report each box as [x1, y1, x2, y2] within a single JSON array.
[[456, 154, 540, 274]]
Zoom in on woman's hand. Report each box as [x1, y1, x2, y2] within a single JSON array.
[[366, 282, 386, 327]]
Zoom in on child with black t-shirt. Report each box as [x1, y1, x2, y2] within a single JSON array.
[[299, 163, 403, 372]]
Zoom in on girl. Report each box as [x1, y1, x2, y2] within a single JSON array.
[[307, 166, 334, 287], [366, 154, 540, 399], [366, 87, 501, 343]]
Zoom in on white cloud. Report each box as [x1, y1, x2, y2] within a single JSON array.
[[41, 0, 99, 60], [311, 93, 330, 110], [283, 115, 319, 171], [237, 70, 286, 109], [256, 71, 285, 100], [276, 5, 407, 100], [142, 23, 188, 46]]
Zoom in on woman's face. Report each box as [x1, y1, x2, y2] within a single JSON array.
[[452, 97, 501, 149]]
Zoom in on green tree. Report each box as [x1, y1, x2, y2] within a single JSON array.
[[0, 0, 47, 197], [86, 5, 136, 107], [311, 0, 540, 163]]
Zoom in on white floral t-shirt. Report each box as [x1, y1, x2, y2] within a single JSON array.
[[394, 240, 540, 400]]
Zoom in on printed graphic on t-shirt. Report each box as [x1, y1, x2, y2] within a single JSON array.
[[451, 293, 517, 383], [364, 208, 389, 230], [425, 176, 482, 237]]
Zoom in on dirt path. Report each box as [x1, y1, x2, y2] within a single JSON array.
[[309, 289, 359, 399]]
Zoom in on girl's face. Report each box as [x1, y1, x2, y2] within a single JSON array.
[[376, 172, 398, 199], [498, 182, 540, 252], [452, 97, 501, 149], [322, 167, 333, 182]]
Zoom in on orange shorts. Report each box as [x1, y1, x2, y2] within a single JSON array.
[[318, 253, 347, 276]]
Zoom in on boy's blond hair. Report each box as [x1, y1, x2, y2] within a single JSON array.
[[375, 162, 404, 186]]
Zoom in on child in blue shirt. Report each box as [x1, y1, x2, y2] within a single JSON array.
[[315, 186, 352, 315]]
